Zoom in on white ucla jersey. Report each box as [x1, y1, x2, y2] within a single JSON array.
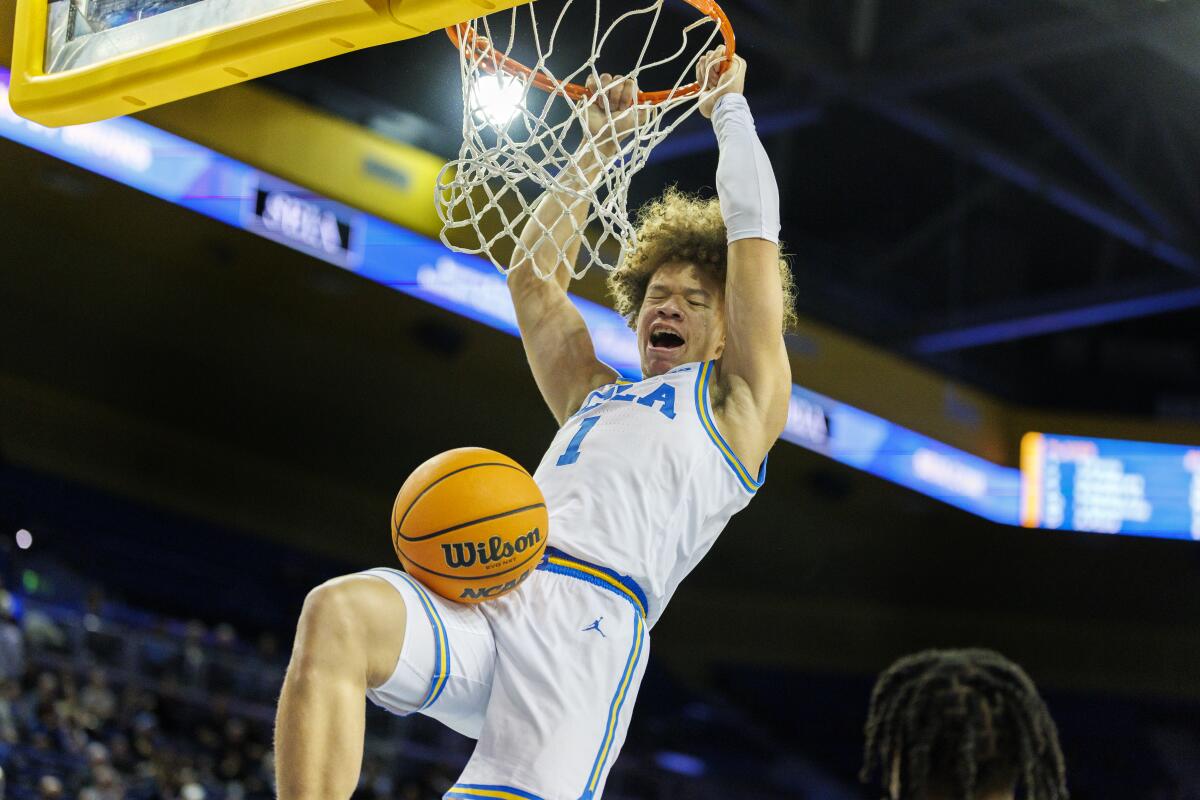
[[532, 360, 765, 627]]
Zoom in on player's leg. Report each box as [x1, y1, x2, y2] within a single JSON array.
[[275, 574, 406, 800], [276, 567, 496, 800]]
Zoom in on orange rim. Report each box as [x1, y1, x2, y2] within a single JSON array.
[[445, 0, 735, 105]]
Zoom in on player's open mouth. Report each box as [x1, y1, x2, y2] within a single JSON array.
[[648, 327, 686, 355]]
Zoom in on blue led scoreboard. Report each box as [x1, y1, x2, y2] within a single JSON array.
[[1021, 433, 1200, 540]]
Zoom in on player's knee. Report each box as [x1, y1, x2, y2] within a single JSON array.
[[293, 576, 405, 686], [294, 579, 369, 659]]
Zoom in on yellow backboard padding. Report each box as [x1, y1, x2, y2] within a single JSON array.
[[8, 0, 529, 128], [140, 81, 446, 240]]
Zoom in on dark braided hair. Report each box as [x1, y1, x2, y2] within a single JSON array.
[[860, 648, 1068, 800]]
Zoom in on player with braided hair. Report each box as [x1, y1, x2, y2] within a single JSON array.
[[860, 648, 1069, 800]]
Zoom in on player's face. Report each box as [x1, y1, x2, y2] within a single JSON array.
[[636, 262, 726, 377]]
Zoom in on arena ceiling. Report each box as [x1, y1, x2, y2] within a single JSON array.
[[264, 0, 1200, 419]]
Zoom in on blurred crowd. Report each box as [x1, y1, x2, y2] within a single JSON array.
[[3, 551, 1193, 800], [0, 579, 464, 800], [0, 580, 274, 800]]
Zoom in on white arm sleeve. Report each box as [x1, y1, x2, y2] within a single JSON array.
[[712, 93, 781, 245]]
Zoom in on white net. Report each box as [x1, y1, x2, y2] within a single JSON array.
[[436, 0, 728, 280]]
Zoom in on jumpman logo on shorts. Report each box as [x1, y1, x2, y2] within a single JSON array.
[[582, 617, 606, 637]]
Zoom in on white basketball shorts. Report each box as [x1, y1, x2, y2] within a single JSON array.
[[361, 546, 650, 800]]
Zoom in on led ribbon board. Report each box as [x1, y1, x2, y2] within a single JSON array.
[[1022, 433, 1200, 540], [1, 64, 1157, 534], [784, 386, 1020, 524]]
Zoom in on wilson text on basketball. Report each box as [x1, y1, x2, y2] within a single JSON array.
[[441, 527, 542, 569]]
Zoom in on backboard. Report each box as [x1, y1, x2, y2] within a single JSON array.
[[8, 0, 528, 127]]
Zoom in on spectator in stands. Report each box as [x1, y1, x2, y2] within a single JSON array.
[[0, 679, 19, 743], [208, 623, 239, 693], [21, 605, 67, 654], [0, 590, 24, 681], [17, 670, 57, 731], [860, 648, 1068, 800], [106, 732, 135, 773], [37, 774, 65, 799], [80, 669, 117, 727], [140, 620, 183, 681], [79, 762, 124, 800], [182, 620, 208, 687]]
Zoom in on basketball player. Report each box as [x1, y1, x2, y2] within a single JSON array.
[[274, 46, 796, 800], [860, 648, 1069, 800]]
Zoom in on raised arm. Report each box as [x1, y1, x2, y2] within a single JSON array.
[[698, 50, 792, 467], [507, 74, 643, 425]]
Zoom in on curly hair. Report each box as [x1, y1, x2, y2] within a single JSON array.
[[607, 187, 798, 332], [861, 648, 1068, 800]]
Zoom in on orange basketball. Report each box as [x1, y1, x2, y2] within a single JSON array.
[[391, 447, 548, 604]]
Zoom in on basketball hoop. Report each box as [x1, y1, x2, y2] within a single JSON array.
[[444, 0, 734, 105], [436, 0, 736, 280]]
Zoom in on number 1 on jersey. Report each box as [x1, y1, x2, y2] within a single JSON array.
[[556, 415, 600, 466]]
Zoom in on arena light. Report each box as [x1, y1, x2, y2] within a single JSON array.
[[4, 64, 1193, 538], [470, 75, 525, 127]]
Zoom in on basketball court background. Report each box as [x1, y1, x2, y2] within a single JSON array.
[[2, 0, 1200, 797]]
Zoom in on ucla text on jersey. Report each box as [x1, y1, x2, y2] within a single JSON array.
[[535, 361, 762, 628], [571, 379, 677, 420]]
